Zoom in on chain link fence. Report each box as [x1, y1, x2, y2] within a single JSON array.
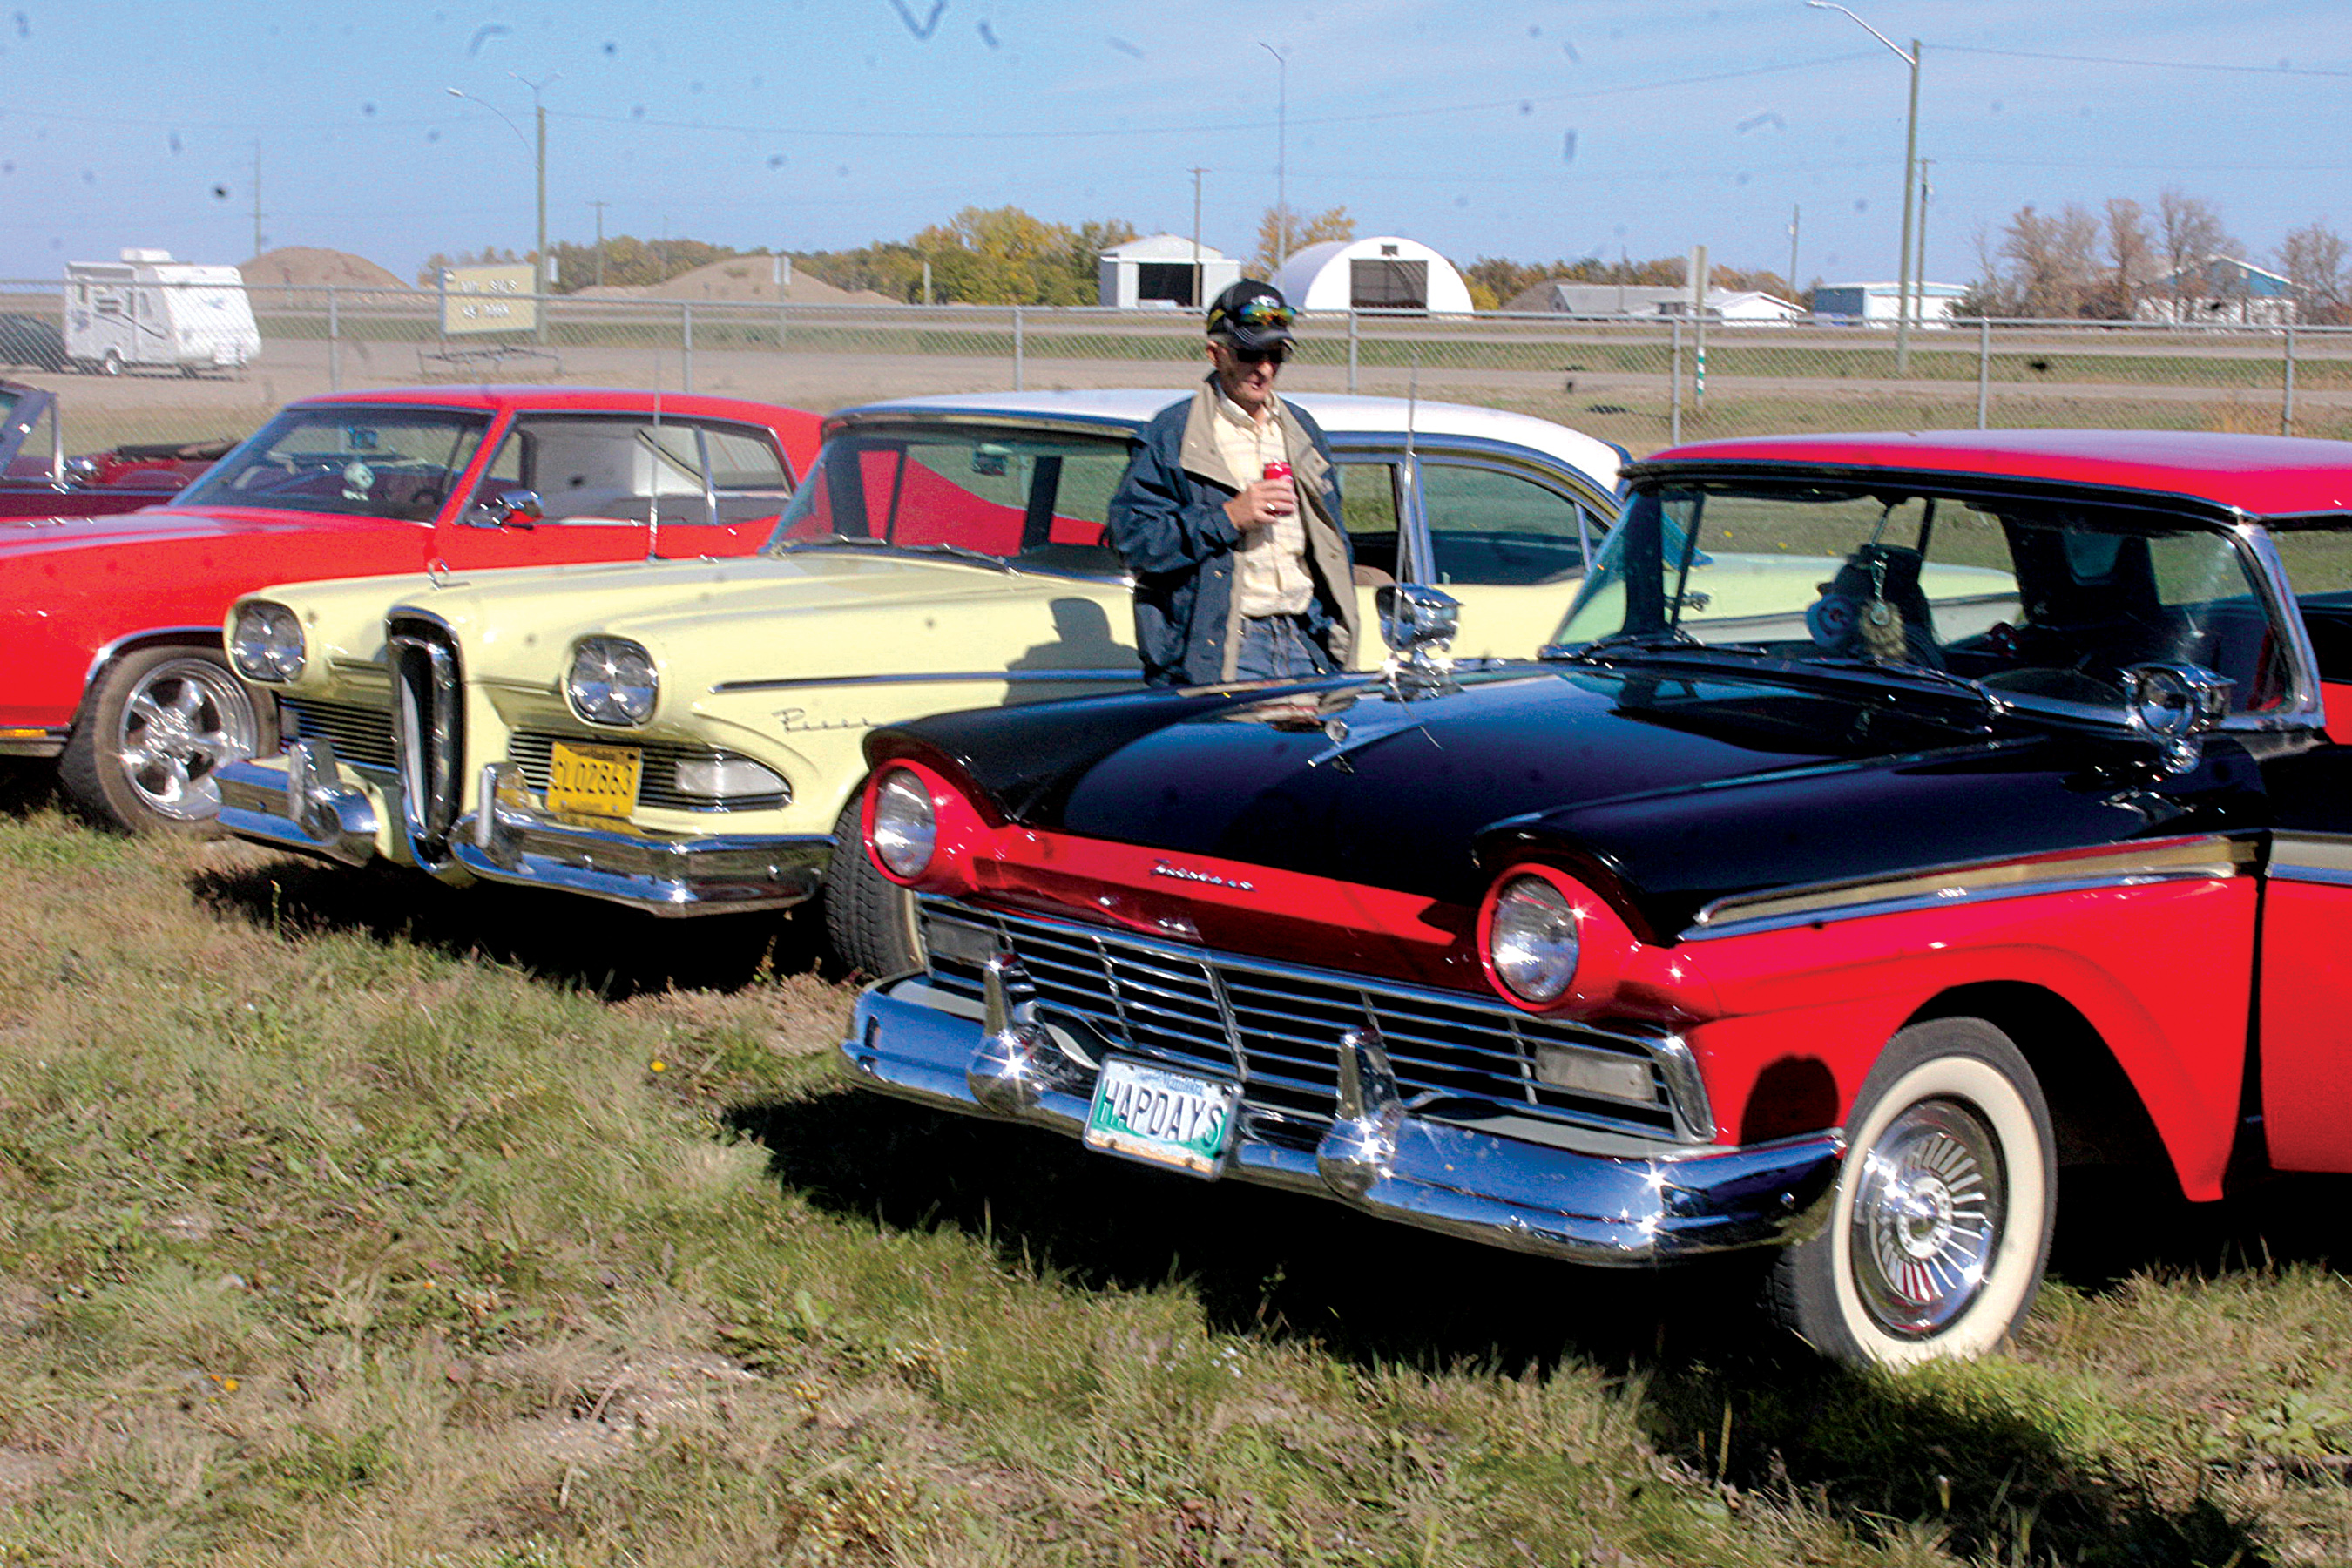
[[5, 277, 2349, 459]]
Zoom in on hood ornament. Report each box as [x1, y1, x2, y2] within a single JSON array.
[[1376, 583, 1461, 693]]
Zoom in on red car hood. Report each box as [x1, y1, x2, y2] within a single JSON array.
[[0, 504, 417, 560]]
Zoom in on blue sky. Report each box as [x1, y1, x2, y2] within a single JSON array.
[[1, 0, 2345, 288]]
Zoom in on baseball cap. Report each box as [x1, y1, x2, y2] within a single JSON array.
[[1206, 280, 1296, 351]]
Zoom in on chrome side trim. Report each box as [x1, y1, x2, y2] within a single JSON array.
[[712, 668, 1146, 695], [2268, 832, 2352, 887], [1685, 835, 2252, 941], [0, 727, 67, 758], [841, 979, 1843, 1267]]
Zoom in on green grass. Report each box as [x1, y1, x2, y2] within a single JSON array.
[[0, 770, 2349, 1564]]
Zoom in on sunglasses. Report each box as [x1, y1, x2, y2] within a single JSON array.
[[1229, 342, 1291, 366], [1228, 298, 1296, 329]]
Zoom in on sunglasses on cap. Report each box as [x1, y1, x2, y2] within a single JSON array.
[[1227, 297, 1296, 330], [1228, 342, 1291, 366]]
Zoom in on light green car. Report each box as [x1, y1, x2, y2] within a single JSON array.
[[216, 389, 1630, 972]]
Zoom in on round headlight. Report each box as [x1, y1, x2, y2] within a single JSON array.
[[869, 768, 937, 879], [564, 637, 659, 727], [1490, 875, 1581, 1004], [229, 599, 306, 682]]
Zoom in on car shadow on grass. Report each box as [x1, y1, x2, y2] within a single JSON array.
[[735, 1086, 2281, 1568], [189, 851, 834, 998]]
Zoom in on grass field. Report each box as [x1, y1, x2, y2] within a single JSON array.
[[2, 765, 2350, 1566]]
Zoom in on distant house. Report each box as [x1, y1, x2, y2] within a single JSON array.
[[1504, 281, 1802, 322], [1270, 237, 1475, 315], [1813, 281, 1971, 328], [1097, 235, 1240, 310], [2136, 257, 2297, 327]]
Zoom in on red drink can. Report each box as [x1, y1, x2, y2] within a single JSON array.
[[1262, 460, 1291, 483]]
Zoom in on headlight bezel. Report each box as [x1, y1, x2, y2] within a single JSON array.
[[868, 767, 938, 880], [228, 599, 307, 683], [1486, 872, 1583, 1005], [564, 636, 660, 727]]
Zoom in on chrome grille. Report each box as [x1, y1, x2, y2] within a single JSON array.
[[506, 731, 788, 813], [388, 618, 463, 861], [922, 902, 1688, 1142], [278, 697, 394, 771]]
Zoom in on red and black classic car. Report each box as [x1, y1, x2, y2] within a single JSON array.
[[0, 386, 821, 835], [837, 428, 2352, 1367]]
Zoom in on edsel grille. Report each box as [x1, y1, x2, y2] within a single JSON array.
[[506, 732, 788, 813], [921, 902, 1687, 1142], [279, 698, 395, 771]]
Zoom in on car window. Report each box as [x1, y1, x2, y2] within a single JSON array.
[[468, 416, 793, 528], [174, 406, 490, 521], [1337, 461, 1400, 584], [1422, 463, 1594, 586], [767, 426, 1130, 575], [1554, 483, 2285, 714]]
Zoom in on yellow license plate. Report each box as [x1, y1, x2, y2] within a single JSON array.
[[545, 740, 643, 818]]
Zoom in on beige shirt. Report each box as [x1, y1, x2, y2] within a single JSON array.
[[1210, 387, 1315, 617]]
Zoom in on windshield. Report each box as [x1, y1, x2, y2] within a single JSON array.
[[174, 405, 491, 520], [1550, 481, 2287, 714], [766, 424, 1130, 574]]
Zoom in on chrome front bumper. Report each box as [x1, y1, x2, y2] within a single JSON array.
[[221, 747, 828, 916], [841, 971, 1845, 1267], [452, 762, 828, 916]]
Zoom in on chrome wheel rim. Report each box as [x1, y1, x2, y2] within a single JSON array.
[[1848, 1096, 2005, 1338], [112, 658, 257, 821]]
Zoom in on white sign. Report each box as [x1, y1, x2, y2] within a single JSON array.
[[440, 264, 538, 335]]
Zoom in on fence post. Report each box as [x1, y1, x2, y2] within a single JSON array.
[[1348, 308, 1359, 393], [1977, 318, 1990, 429], [327, 285, 341, 392], [1669, 318, 1683, 446], [2283, 323, 2297, 437], [1012, 305, 1025, 391], [682, 301, 694, 392]]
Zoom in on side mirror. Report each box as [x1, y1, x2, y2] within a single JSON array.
[[462, 487, 544, 530], [2122, 663, 2231, 773], [1375, 583, 1460, 687]]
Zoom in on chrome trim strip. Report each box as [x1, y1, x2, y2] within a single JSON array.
[[81, 624, 220, 690], [2235, 520, 2327, 729], [0, 728, 67, 758], [841, 980, 1842, 1267], [2268, 832, 2352, 886], [712, 668, 1146, 695], [454, 786, 829, 916], [1684, 835, 2252, 940]]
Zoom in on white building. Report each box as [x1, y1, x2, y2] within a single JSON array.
[[1270, 237, 1475, 315], [1097, 235, 1240, 310], [1812, 280, 1971, 328]]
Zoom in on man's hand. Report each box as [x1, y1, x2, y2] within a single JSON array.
[[1226, 473, 1298, 531]]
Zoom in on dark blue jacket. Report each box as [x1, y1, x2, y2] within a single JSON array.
[[1106, 382, 1357, 686]]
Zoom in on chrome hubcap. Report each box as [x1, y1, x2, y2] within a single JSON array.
[[1849, 1096, 2004, 1337], [113, 659, 257, 820]]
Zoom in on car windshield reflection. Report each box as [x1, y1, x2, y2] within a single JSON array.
[[1547, 483, 2284, 716], [174, 406, 491, 522], [763, 426, 1129, 576]]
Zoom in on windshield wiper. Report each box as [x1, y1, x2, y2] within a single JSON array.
[[768, 536, 1010, 571], [1786, 654, 2007, 724]]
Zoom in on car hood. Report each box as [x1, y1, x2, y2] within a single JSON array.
[[877, 664, 2257, 937], [0, 504, 409, 561], [258, 548, 1123, 688]]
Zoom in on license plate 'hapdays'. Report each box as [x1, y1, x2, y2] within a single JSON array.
[[1084, 1057, 1238, 1178], [545, 740, 642, 818]]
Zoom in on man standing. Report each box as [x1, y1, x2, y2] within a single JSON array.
[[1108, 280, 1357, 686]]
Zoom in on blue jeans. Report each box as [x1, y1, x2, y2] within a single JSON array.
[[1234, 613, 1332, 681]]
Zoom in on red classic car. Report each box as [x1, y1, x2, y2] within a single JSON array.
[[0, 379, 230, 520], [842, 428, 2352, 1367], [0, 386, 821, 833]]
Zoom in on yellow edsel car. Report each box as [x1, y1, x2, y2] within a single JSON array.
[[215, 390, 1628, 970]]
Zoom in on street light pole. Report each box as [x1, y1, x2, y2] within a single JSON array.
[[447, 76, 558, 343], [1260, 42, 1288, 273], [1807, 3, 1919, 373]]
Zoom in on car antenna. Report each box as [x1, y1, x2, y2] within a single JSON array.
[[646, 385, 664, 563]]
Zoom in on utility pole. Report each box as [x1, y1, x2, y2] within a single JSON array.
[[1260, 43, 1288, 271], [1805, 5, 1921, 371], [1189, 166, 1206, 308], [589, 199, 609, 287], [516, 72, 558, 344], [251, 139, 265, 259], [1787, 205, 1801, 301], [1916, 159, 1934, 323]]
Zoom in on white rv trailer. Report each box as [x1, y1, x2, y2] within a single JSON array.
[[63, 250, 260, 376]]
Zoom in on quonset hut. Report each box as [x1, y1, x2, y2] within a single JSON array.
[[1269, 237, 1475, 314]]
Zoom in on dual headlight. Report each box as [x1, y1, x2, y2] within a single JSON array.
[[228, 600, 306, 682], [564, 637, 659, 727], [1486, 873, 1583, 1005]]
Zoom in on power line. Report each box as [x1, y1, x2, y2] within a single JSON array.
[[1936, 44, 2352, 78]]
